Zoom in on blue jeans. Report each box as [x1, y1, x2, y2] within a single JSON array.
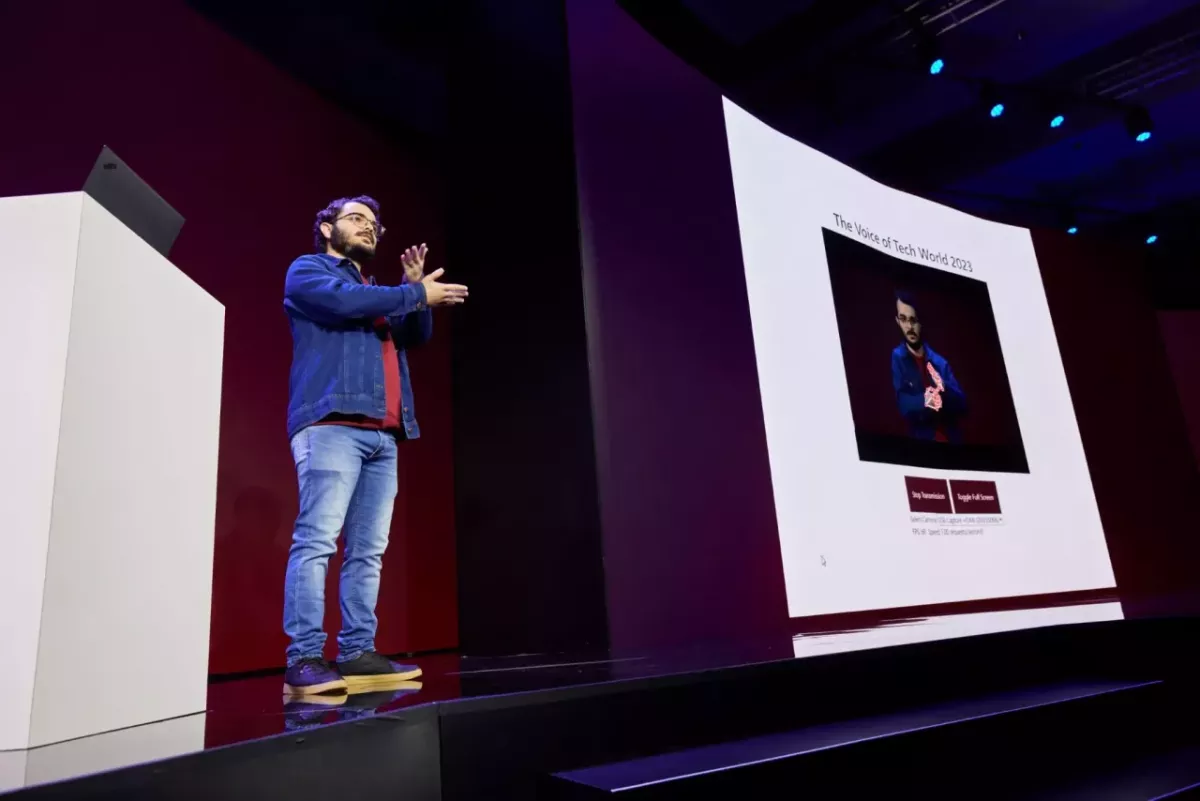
[[284, 425, 398, 666]]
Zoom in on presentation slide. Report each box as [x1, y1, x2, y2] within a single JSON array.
[[722, 98, 1119, 620]]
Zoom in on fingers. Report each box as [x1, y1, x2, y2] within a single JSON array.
[[425, 268, 446, 281], [403, 244, 428, 265]]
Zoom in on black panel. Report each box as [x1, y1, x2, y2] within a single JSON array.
[[445, 0, 609, 654]]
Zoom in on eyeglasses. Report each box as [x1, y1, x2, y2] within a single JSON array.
[[896, 314, 920, 325], [335, 212, 386, 238]]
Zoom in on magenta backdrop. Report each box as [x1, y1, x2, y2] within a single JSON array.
[[0, 0, 458, 673], [566, 0, 1200, 649]]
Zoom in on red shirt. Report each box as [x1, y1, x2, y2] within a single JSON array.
[[317, 268, 403, 433], [911, 351, 948, 443]]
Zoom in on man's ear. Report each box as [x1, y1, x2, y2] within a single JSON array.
[[320, 221, 333, 243]]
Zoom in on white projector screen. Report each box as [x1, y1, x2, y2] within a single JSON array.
[[722, 98, 1119, 622]]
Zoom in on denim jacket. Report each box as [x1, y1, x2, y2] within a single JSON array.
[[283, 253, 432, 439], [891, 342, 968, 442]]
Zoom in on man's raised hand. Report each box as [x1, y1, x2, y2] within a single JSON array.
[[420, 268, 469, 306], [924, 386, 943, 412], [402, 243, 428, 284], [926, 362, 945, 393]]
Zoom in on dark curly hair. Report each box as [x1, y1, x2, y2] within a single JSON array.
[[312, 195, 382, 252], [895, 289, 920, 316]]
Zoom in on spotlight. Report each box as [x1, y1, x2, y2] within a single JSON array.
[[1050, 114, 1065, 128], [1067, 226, 1079, 235], [1125, 106, 1154, 142], [980, 82, 1005, 119], [917, 36, 944, 75], [1146, 234, 1159, 245]]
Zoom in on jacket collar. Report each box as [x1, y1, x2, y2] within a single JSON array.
[[315, 252, 376, 284], [900, 342, 943, 364]]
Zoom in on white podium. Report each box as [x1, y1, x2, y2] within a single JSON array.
[[0, 193, 224, 750]]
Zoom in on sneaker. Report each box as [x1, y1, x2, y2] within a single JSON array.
[[337, 652, 422, 694], [282, 693, 347, 731], [339, 684, 424, 718], [283, 657, 349, 696]]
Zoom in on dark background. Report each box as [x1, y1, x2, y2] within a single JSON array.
[[824, 228, 1028, 472]]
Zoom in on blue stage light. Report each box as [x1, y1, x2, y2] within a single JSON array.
[[990, 103, 1005, 118], [1067, 226, 1078, 235], [1050, 115, 1065, 128], [930, 58, 945, 75], [1126, 107, 1154, 142], [1146, 234, 1158, 244]]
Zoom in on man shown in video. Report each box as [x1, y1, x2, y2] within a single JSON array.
[[891, 292, 967, 443]]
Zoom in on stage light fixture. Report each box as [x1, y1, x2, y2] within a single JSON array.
[[1125, 106, 1153, 142], [1061, 209, 1080, 235], [1146, 234, 1159, 245], [980, 82, 1005, 119], [917, 35, 944, 76], [1050, 114, 1065, 128]]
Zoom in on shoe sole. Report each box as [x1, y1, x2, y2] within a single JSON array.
[[342, 667, 424, 694], [282, 678, 349, 696]]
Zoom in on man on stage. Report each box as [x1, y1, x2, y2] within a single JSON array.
[[281, 196, 467, 695], [891, 291, 967, 443]]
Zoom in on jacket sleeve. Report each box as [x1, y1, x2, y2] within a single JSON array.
[[284, 255, 427, 325], [893, 352, 931, 423], [938, 359, 968, 416], [389, 308, 434, 349]]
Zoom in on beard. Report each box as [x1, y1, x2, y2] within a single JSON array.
[[330, 225, 376, 263], [905, 333, 923, 351]]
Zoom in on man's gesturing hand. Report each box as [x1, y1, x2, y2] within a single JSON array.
[[926, 362, 945, 393], [402, 243, 427, 284], [420, 268, 468, 306]]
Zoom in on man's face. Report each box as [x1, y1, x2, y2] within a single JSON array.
[[896, 299, 922, 349], [325, 201, 379, 262]]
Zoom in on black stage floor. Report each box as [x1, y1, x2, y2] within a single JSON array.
[[2, 638, 803, 795], [3, 618, 1199, 800]]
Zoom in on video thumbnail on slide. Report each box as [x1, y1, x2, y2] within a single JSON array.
[[823, 229, 1029, 474]]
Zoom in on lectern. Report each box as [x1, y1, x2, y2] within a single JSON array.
[[0, 191, 224, 749]]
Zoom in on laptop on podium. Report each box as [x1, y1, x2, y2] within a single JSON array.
[[83, 146, 185, 258]]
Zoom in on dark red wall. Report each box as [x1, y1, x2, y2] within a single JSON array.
[[0, 0, 457, 672], [1034, 235, 1200, 618], [1159, 310, 1200, 474], [567, 0, 1200, 651]]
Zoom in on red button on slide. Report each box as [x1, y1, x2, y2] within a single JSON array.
[[904, 476, 953, 513], [949, 480, 1002, 514]]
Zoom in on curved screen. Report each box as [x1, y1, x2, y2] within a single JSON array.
[[723, 98, 1119, 625]]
